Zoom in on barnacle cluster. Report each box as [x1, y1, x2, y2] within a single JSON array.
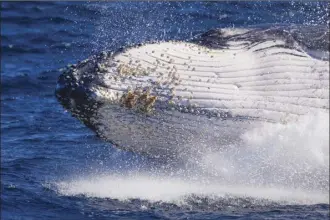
[[120, 88, 157, 113]]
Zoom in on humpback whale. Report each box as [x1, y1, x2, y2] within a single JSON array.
[[56, 26, 329, 159]]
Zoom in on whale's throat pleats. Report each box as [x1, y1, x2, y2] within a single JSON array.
[[56, 27, 329, 158]]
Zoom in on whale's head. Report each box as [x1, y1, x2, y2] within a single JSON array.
[[55, 52, 113, 127], [55, 45, 186, 131], [56, 27, 329, 158]]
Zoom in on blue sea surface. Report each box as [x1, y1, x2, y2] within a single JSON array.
[[1, 2, 329, 219]]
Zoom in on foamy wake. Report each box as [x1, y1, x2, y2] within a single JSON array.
[[54, 112, 329, 205], [55, 174, 327, 205]]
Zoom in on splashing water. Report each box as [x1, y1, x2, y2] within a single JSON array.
[[55, 112, 329, 206], [198, 112, 329, 190]]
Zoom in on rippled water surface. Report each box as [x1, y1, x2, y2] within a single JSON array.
[[1, 2, 329, 219]]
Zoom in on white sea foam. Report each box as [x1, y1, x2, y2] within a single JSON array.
[[55, 174, 328, 205], [55, 112, 329, 205]]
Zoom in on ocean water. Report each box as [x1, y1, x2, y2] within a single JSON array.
[[1, 2, 329, 220]]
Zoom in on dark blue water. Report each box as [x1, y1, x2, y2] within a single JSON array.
[[1, 2, 329, 219]]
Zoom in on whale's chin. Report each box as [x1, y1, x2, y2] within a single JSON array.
[[56, 27, 329, 159]]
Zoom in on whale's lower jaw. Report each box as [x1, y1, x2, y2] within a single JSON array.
[[56, 27, 329, 158], [89, 104, 263, 158]]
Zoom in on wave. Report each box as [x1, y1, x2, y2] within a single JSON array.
[[1, 71, 60, 94], [1, 15, 74, 25]]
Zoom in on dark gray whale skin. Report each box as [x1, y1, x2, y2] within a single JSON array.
[[55, 25, 329, 157], [193, 25, 329, 53]]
